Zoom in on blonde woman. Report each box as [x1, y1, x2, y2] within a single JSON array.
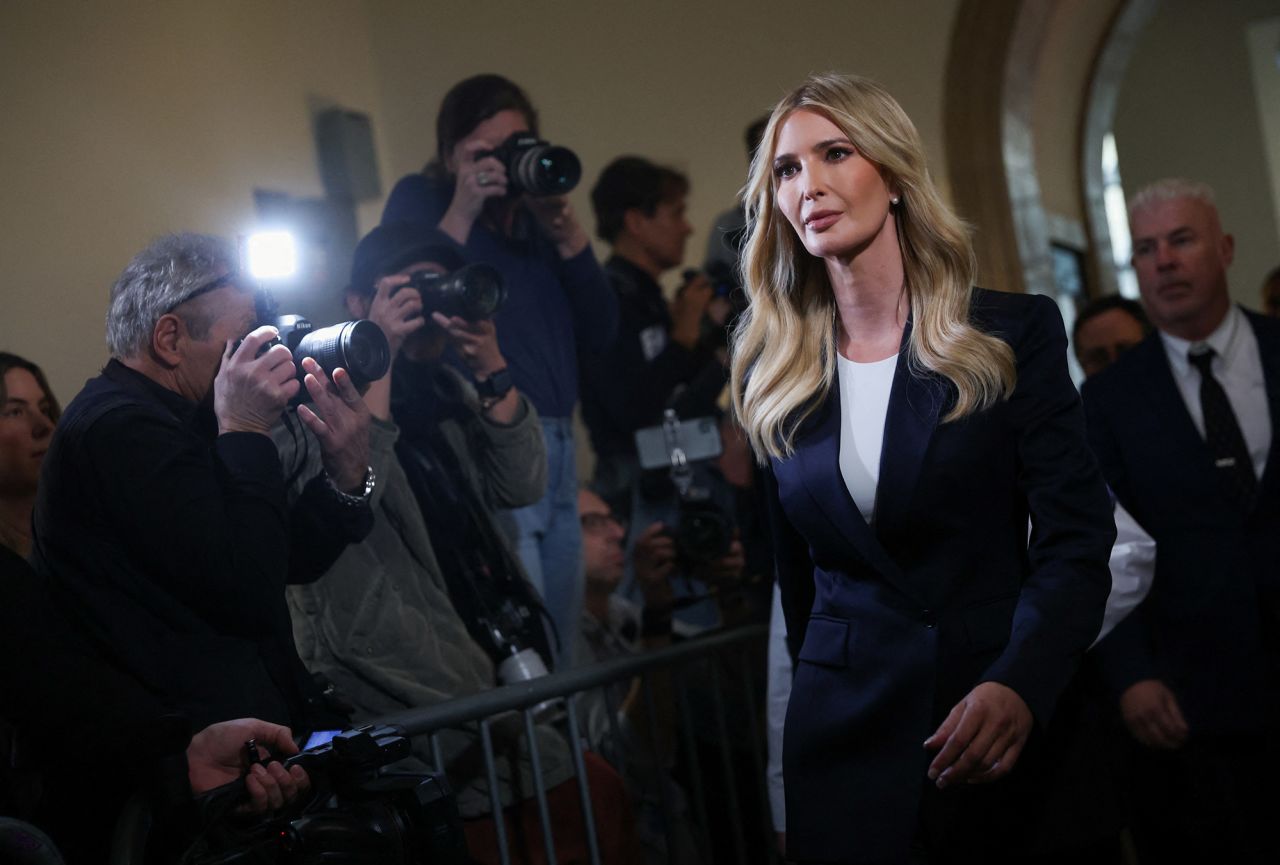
[[731, 73, 1115, 863]]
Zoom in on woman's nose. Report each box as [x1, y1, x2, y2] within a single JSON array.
[[802, 167, 825, 199], [32, 413, 54, 439]]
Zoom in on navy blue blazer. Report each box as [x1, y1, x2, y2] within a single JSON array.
[[767, 288, 1114, 863], [1082, 308, 1280, 737]]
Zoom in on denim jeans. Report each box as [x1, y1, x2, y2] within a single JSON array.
[[506, 416, 582, 668]]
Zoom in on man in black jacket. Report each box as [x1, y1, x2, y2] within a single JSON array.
[[1, 544, 309, 863], [1083, 179, 1280, 863], [30, 233, 372, 734], [582, 157, 729, 516]]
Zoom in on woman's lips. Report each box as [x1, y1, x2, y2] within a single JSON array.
[[805, 210, 841, 231]]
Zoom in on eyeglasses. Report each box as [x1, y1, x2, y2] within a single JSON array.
[[580, 512, 626, 535], [163, 272, 240, 316]]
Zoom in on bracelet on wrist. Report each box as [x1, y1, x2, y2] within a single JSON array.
[[325, 465, 376, 506]]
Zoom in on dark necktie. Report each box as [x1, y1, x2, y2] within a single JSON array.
[[1188, 346, 1258, 507]]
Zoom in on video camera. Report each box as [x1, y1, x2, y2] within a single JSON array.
[[479, 132, 581, 196], [635, 410, 734, 565], [393, 263, 507, 322], [184, 725, 464, 865]]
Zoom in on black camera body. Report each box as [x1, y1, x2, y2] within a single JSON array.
[[186, 725, 464, 865], [672, 489, 733, 565], [269, 315, 390, 393], [479, 132, 581, 196], [395, 264, 507, 322]]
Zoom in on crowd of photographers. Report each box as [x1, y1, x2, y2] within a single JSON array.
[[0, 73, 756, 864]]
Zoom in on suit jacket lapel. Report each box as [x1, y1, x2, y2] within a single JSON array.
[[874, 319, 945, 544], [788, 364, 923, 606]]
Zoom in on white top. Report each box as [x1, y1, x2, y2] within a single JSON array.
[[1159, 305, 1271, 479], [836, 352, 898, 523]]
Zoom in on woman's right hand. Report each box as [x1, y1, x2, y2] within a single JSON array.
[[438, 140, 508, 245]]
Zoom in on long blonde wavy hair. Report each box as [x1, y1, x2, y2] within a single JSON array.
[[730, 72, 1016, 461]]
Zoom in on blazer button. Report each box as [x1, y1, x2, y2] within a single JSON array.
[[921, 609, 937, 628]]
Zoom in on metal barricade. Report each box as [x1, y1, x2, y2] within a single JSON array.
[[375, 624, 773, 865]]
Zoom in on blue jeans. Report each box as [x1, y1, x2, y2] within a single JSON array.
[[507, 416, 582, 668]]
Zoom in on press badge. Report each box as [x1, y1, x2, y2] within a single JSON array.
[[640, 325, 667, 362]]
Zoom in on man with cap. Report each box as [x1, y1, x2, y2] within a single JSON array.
[[278, 225, 642, 860]]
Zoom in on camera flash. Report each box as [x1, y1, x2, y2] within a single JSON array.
[[246, 230, 299, 280]]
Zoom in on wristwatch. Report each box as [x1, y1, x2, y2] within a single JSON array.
[[326, 465, 376, 506], [474, 367, 514, 410]]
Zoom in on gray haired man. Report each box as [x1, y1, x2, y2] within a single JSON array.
[[31, 232, 374, 732]]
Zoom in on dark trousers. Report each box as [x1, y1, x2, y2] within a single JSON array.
[[1128, 734, 1280, 865]]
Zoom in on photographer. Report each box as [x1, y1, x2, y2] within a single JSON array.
[[576, 487, 742, 865], [382, 74, 617, 666], [29, 233, 373, 735], [280, 224, 635, 863], [1, 543, 309, 863], [583, 157, 731, 518]]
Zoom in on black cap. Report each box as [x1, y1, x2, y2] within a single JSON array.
[[349, 222, 468, 295]]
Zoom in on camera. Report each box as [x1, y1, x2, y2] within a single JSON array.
[[635, 411, 734, 565], [395, 263, 507, 321], [184, 725, 465, 865], [479, 132, 581, 196], [671, 489, 733, 565], [240, 287, 391, 395], [271, 315, 391, 392]]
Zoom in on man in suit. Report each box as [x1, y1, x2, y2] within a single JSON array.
[[1082, 178, 1280, 863]]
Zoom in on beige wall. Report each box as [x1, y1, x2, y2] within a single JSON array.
[[1, 0, 962, 405], [0, 1, 389, 403], [358, 0, 959, 281], [1114, 0, 1280, 310]]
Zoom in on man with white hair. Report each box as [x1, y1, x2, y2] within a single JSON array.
[[31, 232, 373, 734], [1083, 179, 1280, 863]]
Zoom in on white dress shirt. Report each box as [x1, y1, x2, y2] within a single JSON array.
[[1158, 305, 1271, 479]]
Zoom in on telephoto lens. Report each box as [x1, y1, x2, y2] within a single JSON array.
[[405, 263, 507, 321], [484, 133, 581, 196], [291, 319, 391, 390], [509, 142, 580, 196]]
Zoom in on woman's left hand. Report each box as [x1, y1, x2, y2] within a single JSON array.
[[524, 194, 589, 258], [922, 681, 1032, 788]]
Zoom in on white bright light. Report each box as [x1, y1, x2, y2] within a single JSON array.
[[246, 230, 298, 280]]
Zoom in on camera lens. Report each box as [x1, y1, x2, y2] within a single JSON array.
[[294, 320, 390, 389], [457, 264, 506, 320], [513, 144, 581, 196], [427, 264, 506, 321]]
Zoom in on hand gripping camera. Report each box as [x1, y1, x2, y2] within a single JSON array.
[[244, 291, 392, 397], [185, 725, 465, 865], [393, 263, 507, 322], [479, 132, 582, 196], [271, 315, 391, 391]]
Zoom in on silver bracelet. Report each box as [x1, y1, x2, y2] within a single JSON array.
[[325, 465, 376, 506]]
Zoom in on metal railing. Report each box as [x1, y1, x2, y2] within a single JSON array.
[[377, 623, 772, 865]]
